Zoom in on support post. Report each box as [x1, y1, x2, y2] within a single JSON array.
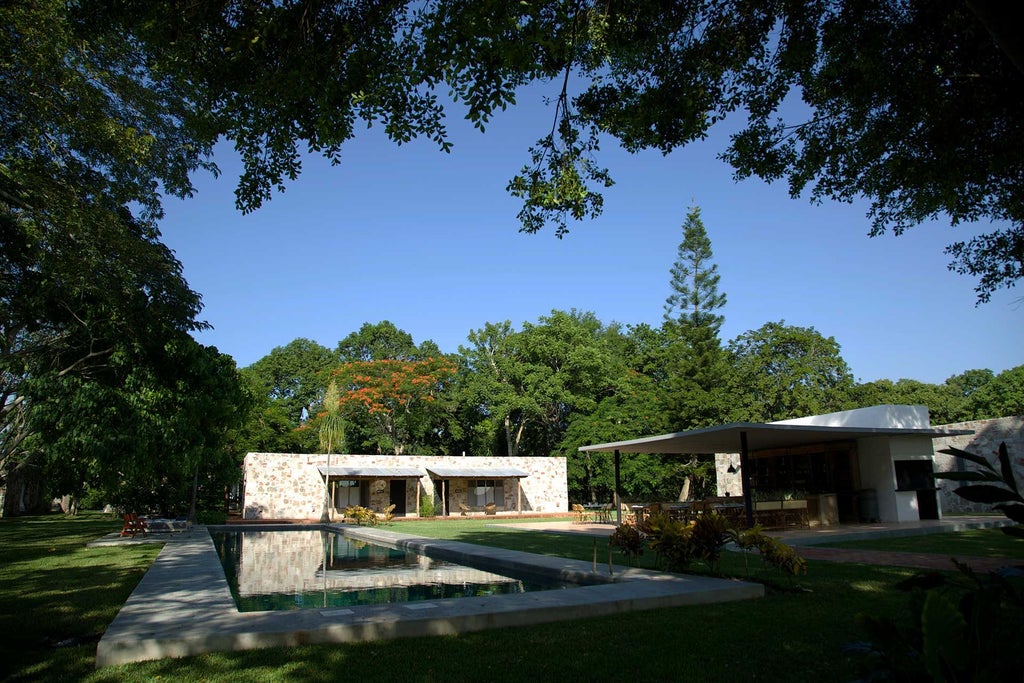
[[614, 449, 622, 525], [740, 431, 754, 528]]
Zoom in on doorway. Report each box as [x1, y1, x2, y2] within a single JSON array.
[[390, 479, 407, 515]]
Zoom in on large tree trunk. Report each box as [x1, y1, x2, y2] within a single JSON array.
[[678, 455, 699, 501]]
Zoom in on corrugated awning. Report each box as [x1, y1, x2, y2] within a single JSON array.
[[426, 466, 529, 479], [317, 466, 426, 478]]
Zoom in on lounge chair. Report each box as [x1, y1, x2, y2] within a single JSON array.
[[119, 513, 148, 538], [144, 517, 193, 533]]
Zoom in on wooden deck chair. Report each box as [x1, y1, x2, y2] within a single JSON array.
[[620, 504, 636, 526], [119, 513, 148, 538], [571, 503, 586, 524]]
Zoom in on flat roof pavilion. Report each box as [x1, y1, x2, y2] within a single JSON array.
[[579, 406, 973, 527]]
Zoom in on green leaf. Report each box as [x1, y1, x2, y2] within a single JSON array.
[[938, 447, 998, 473], [993, 503, 1024, 524], [933, 470, 1003, 483], [921, 591, 968, 681], [997, 442, 1019, 495], [953, 484, 1020, 504], [1000, 525, 1024, 539]]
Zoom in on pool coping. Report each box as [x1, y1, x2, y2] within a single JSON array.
[[94, 524, 763, 667]]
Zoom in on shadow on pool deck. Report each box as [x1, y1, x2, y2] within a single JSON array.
[[91, 524, 763, 668]]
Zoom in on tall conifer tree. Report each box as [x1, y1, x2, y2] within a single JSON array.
[[664, 205, 727, 334], [662, 205, 731, 497]]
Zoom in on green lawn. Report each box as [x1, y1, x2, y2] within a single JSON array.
[[3, 512, 1000, 682], [822, 527, 1024, 559]]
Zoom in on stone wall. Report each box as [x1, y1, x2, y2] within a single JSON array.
[[931, 416, 1024, 515], [242, 453, 568, 520]]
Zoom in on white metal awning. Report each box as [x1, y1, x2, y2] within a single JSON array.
[[426, 466, 529, 479], [317, 466, 426, 478]]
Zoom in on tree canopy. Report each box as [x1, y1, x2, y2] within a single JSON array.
[[72, 0, 1024, 301], [0, 0, 245, 515], [5, 0, 1022, 512]]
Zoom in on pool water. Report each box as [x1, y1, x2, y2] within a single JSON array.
[[211, 529, 571, 612]]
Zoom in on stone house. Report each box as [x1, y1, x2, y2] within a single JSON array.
[[242, 452, 567, 520]]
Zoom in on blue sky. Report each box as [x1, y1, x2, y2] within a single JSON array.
[[159, 91, 1020, 385]]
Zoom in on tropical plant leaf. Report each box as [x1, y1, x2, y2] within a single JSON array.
[[938, 446, 997, 472], [953, 484, 1020, 504], [933, 470, 1003, 483], [921, 591, 968, 680], [993, 503, 1024, 524], [997, 442, 1020, 495], [1000, 525, 1024, 539]]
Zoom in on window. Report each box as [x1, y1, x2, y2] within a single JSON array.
[[334, 480, 361, 508], [467, 479, 503, 507]]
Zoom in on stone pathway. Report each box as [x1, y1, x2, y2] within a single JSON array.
[[792, 546, 1016, 573]]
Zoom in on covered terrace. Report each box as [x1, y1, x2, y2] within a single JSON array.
[[425, 465, 529, 516], [317, 465, 426, 518], [579, 406, 973, 527]]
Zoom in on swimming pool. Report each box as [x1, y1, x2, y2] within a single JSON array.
[[96, 525, 765, 667], [211, 528, 578, 612]]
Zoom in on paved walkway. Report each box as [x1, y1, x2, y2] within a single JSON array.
[[790, 546, 1013, 572]]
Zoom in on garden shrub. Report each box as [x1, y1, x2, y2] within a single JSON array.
[[195, 510, 227, 524], [641, 511, 696, 571], [620, 512, 807, 579], [729, 525, 808, 577], [609, 523, 645, 565], [343, 505, 380, 526], [689, 513, 733, 574], [419, 494, 436, 518]]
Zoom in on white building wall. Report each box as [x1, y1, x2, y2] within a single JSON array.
[[857, 437, 898, 522], [856, 435, 938, 523]]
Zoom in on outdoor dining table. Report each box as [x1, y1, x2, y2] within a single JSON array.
[[630, 503, 691, 523], [583, 503, 613, 523]]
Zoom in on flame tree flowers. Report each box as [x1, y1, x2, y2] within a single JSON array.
[[329, 357, 458, 455]]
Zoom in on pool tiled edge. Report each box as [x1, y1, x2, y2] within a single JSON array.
[[95, 525, 763, 667]]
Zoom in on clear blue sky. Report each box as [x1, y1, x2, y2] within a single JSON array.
[[159, 90, 1020, 385]]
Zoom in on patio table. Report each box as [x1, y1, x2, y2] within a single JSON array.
[[583, 503, 613, 523]]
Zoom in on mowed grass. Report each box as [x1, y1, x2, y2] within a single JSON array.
[[822, 527, 1024, 558], [4, 512, 1010, 682], [0, 513, 161, 682]]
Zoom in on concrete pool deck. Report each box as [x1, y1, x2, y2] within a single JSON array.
[[92, 524, 763, 667]]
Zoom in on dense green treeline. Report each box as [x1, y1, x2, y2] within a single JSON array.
[[240, 320, 1022, 505], [239, 211, 1022, 504]]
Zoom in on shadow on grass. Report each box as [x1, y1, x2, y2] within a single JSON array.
[[1, 513, 926, 682], [0, 514, 160, 682], [85, 556, 922, 683]]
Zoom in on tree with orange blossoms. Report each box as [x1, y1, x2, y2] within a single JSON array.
[[331, 357, 457, 455]]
